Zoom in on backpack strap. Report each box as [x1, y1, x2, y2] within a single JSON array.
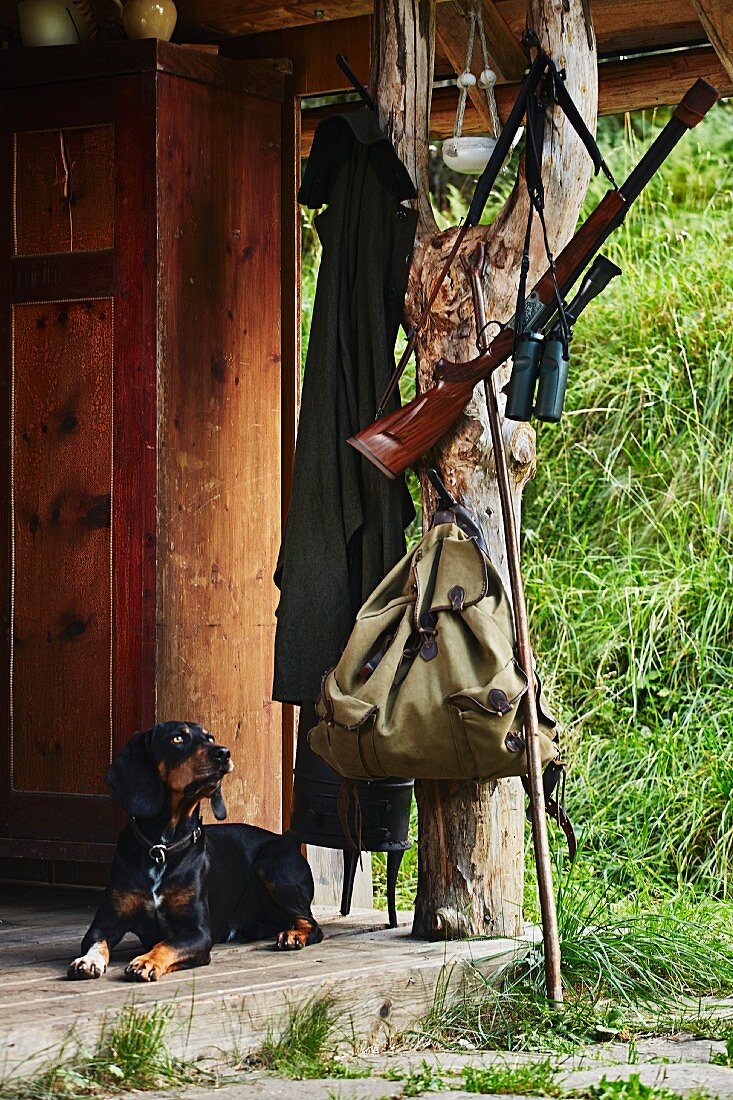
[[427, 468, 490, 557], [522, 759, 577, 859]]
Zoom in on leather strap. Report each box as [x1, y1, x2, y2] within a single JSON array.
[[513, 88, 545, 347], [546, 798, 577, 861], [129, 817, 203, 866], [521, 761, 576, 859], [359, 631, 396, 681], [546, 63, 616, 185]]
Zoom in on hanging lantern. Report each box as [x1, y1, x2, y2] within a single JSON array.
[[442, 1, 520, 175]]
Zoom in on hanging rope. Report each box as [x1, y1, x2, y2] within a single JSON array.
[[449, 0, 502, 148], [450, 6, 476, 149], [475, 1, 502, 140]]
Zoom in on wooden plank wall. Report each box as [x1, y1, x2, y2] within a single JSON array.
[[155, 73, 285, 832]]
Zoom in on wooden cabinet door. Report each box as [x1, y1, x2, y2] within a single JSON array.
[[0, 75, 155, 856]]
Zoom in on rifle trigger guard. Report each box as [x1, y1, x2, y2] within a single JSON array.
[[476, 318, 502, 353]]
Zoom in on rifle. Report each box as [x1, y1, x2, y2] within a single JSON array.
[[349, 79, 719, 480]]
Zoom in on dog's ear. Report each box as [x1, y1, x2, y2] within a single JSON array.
[[105, 729, 165, 818], [210, 784, 227, 821]]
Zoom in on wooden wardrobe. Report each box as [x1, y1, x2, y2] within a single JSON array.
[[0, 40, 297, 872]]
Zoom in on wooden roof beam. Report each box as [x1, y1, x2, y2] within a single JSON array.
[[300, 45, 732, 154], [478, 0, 528, 79], [690, 0, 733, 80], [175, 0, 706, 49], [221, 7, 524, 98], [487, 0, 707, 60], [221, 2, 710, 97], [220, 16, 371, 96]]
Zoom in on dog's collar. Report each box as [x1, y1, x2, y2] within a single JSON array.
[[129, 817, 202, 866]]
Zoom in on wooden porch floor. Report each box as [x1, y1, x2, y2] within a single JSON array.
[[0, 882, 524, 1081]]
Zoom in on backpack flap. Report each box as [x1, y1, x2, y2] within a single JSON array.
[[448, 661, 558, 780], [309, 522, 559, 782]]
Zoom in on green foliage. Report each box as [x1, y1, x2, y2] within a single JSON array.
[[523, 102, 733, 898], [711, 1029, 733, 1068], [0, 1005, 201, 1099], [413, 954, 707, 1055], [383, 1059, 447, 1094], [255, 997, 369, 1080], [407, 845, 733, 1053], [568, 1073, 689, 1100], [300, 205, 322, 371], [554, 859, 733, 1007], [462, 1058, 562, 1094]]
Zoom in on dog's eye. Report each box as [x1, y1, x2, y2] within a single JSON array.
[[205, 734, 215, 742], [171, 734, 184, 745]]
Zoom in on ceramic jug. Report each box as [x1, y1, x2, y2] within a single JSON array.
[[121, 0, 177, 40]]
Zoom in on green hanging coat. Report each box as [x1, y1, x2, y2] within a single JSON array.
[[273, 110, 418, 705]]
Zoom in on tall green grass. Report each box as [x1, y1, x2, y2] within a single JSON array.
[[302, 103, 733, 911], [524, 104, 733, 899], [0, 1004, 203, 1099]]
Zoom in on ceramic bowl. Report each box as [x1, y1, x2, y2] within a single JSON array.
[[442, 129, 524, 175], [442, 136, 497, 175]]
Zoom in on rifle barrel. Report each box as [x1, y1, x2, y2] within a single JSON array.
[[609, 79, 720, 230], [521, 80, 719, 337]]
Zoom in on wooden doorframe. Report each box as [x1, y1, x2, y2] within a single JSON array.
[[279, 81, 300, 831]]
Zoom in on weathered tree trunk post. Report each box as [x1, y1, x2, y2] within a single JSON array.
[[370, 0, 598, 939]]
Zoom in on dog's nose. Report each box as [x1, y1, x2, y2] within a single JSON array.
[[211, 746, 230, 765]]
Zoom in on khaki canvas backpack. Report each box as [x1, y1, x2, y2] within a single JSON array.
[[308, 521, 558, 781]]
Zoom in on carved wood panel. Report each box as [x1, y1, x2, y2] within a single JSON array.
[[13, 126, 115, 256], [11, 299, 113, 795]]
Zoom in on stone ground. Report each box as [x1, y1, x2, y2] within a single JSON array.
[[133, 1037, 733, 1099]]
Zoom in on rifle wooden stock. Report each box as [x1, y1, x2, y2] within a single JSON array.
[[349, 339, 505, 478], [350, 191, 624, 479], [349, 78, 720, 481]]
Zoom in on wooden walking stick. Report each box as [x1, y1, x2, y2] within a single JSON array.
[[466, 246, 563, 1004]]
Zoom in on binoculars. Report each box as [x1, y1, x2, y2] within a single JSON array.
[[505, 254, 622, 423], [505, 331, 568, 423]]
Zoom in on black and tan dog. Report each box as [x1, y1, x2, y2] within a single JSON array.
[[68, 722, 323, 982]]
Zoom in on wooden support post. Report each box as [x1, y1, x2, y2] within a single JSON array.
[[369, 0, 597, 946], [370, 0, 436, 233], [280, 79, 300, 832]]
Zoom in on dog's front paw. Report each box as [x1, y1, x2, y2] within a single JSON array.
[[276, 929, 306, 950], [125, 956, 161, 982], [68, 955, 106, 980]]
